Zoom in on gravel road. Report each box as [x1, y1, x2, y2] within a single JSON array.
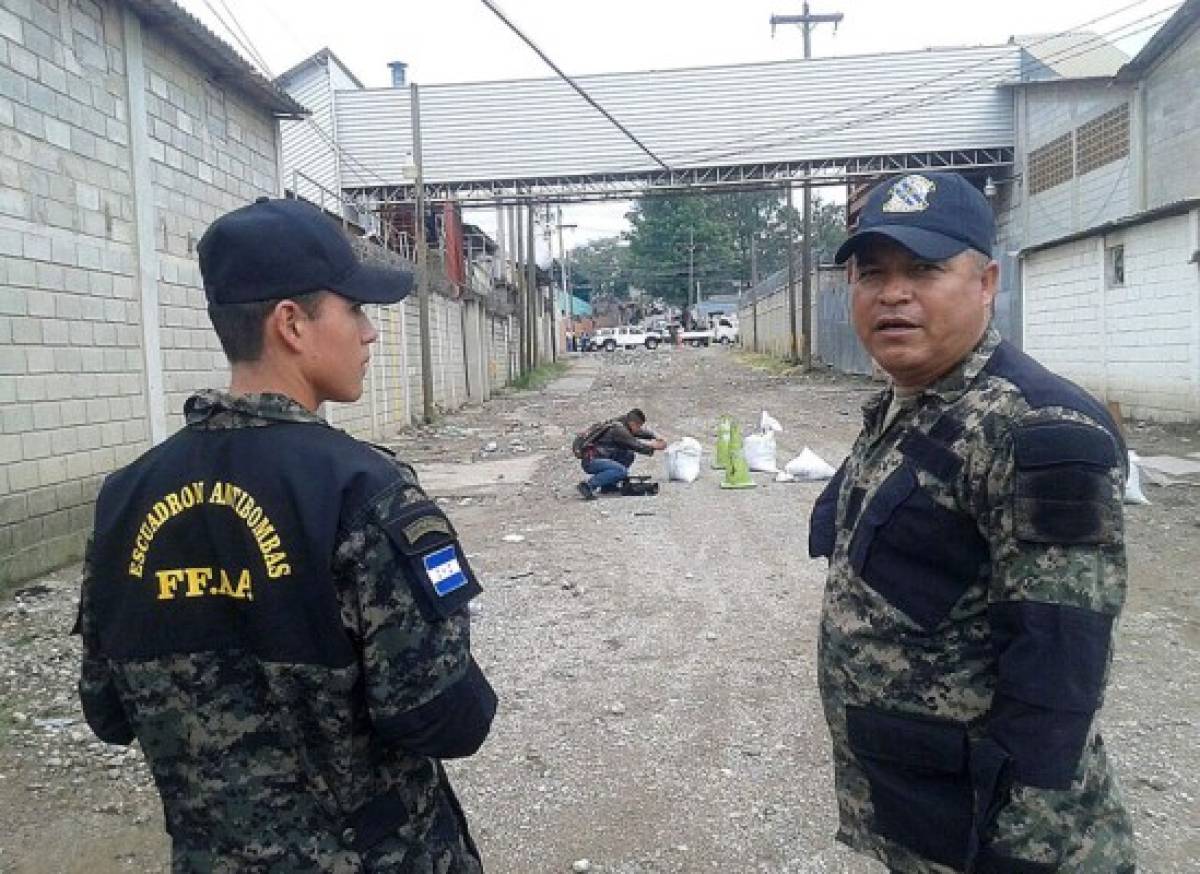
[[1, 347, 1196, 873]]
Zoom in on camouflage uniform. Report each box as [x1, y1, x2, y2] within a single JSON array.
[[78, 391, 496, 873], [809, 328, 1135, 873]]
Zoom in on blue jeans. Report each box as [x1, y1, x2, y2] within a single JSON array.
[[583, 450, 635, 490]]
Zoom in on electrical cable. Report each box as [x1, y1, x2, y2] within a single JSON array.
[[664, 11, 1174, 172], [199, 0, 272, 77], [664, 0, 1178, 167], [196, 0, 395, 195], [478, 0, 671, 171], [665, 0, 1170, 165], [213, 0, 273, 74]]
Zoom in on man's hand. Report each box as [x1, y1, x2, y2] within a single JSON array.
[[650, 438, 667, 451]]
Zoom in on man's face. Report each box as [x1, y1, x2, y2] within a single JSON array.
[[297, 293, 378, 405], [849, 238, 998, 389]]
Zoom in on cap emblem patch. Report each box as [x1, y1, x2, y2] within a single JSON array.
[[881, 175, 937, 213]]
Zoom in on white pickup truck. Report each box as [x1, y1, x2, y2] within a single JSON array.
[[594, 325, 663, 351], [677, 317, 739, 347]]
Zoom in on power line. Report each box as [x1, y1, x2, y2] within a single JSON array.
[[195, 0, 394, 194], [665, 0, 1176, 167], [200, 0, 271, 76], [213, 0, 273, 74], [671, 8, 1175, 168], [478, 0, 670, 172]]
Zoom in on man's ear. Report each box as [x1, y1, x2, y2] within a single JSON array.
[[266, 300, 310, 354], [980, 259, 1000, 308]]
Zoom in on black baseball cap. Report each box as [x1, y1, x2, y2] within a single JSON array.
[[198, 197, 413, 305], [834, 172, 994, 265]]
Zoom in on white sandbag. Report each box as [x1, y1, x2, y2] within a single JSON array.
[[664, 437, 703, 483], [783, 447, 837, 481], [743, 431, 778, 472], [1124, 450, 1150, 505], [759, 410, 783, 433]]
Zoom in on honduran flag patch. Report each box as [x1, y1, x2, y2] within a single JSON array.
[[422, 545, 469, 597]]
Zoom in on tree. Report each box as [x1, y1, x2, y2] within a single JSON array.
[[622, 189, 847, 306], [567, 236, 632, 300]]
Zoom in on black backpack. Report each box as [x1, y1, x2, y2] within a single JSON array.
[[571, 421, 611, 459]]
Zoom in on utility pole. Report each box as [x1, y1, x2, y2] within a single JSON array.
[[526, 203, 538, 367], [786, 184, 799, 363], [687, 228, 695, 327], [410, 83, 435, 423], [556, 207, 577, 351], [750, 234, 759, 352], [515, 202, 528, 375], [772, 2, 842, 369]]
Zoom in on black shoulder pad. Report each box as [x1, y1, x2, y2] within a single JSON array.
[[1013, 421, 1119, 470], [381, 500, 481, 620], [1012, 422, 1121, 545]]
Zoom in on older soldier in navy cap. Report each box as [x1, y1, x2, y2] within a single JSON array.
[[809, 172, 1134, 873], [77, 197, 497, 872]]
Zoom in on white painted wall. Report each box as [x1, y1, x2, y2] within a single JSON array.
[[1023, 210, 1200, 422]]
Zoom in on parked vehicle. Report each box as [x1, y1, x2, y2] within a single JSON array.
[[713, 316, 739, 345], [588, 327, 617, 351], [596, 325, 663, 351], [678, 329, 713, 347]]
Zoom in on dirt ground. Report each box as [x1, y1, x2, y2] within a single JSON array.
[[1, 347, 1197, 873]]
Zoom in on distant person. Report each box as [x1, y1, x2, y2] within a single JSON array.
[[572, 408, 666, 500], [809, 172, 1133, 873], [76, 197, 497, 872]]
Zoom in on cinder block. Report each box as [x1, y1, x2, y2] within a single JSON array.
[[7, 458, 40, 492], [65, 452, 93, 481], [0, 433, 22, 465], [7, 42, 38, 78], [33, 454, 65, 487], [0, 346, 27, 375], [10, 316, 40, 344]]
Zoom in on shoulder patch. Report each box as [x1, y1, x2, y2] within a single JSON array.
[[403, 513, 453, 546], [382, 500, 481, 619], [1012, 422, 1121, 545], [1014, 421, 1118, 470]]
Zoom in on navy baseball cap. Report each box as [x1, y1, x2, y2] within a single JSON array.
[[198, 197, 413, 305], [834, 172, 994, 265]]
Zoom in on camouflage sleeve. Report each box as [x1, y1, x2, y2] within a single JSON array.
[[335, 482, 496, 759], [975, 408, 1127, 870], [76, 538, 135, 745]]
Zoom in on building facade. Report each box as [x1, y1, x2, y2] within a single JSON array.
[[1002, 2, 1200, 421]]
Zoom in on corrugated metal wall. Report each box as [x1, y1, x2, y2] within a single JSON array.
[[815, 279, 874, 376], [335, 46, 1019, 186], [279, 60, 340, 202], [739, 267, 873, 376]]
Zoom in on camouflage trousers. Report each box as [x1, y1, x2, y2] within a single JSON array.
[[171, 789, 482, 874]]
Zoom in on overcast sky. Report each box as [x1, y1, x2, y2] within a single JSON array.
[[177, 0, 1177, 251]]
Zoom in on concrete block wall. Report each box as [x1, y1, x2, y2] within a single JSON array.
[[141, 35, 280, 432], [3, 0, 149, 583], [1014, 83, 1136, 251], [0, 0, 286, 586], [330, 293, 518, 439], [1144, 23, 1200, 209], [737, 273, 823, 363], [1023, 212, 1200, 422]]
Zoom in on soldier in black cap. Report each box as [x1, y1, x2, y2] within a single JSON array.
[[810, 172, 1133, 873], [76, 197, 497, 872]]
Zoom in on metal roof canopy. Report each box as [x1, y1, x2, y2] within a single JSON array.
[[335, 45, 1020, 204]]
